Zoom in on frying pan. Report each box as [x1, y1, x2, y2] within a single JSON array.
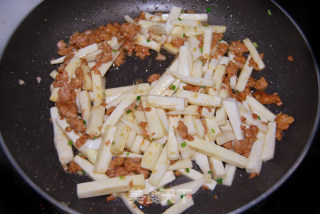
[[0, 0, 319, 213]]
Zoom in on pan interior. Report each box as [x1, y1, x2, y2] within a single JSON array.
[[0, 0, 318, 213]]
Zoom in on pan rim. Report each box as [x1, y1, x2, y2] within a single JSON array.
[[0, 0, 319, 213]]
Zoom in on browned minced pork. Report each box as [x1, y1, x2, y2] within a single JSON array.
[[68, 161, 82, 174], [134, 45, 150, 59], [114, 50, 126, 67], [211, 33, 224, 48], [66, 117, 86, 133], [177, 121, 194, 141], [106, 157, 150, 179], [147, 73, 161, 83], [254, 91, 283, 106], [228, 40, 248, 55], [75, 135, 88, 148], [254, 77, 268, 90], [275, 113, 294, 140], [95, 43, 113, 63], [155, 53, 166, 61], [69, 67, 84, 90], [233, 125, 258, 157], [139, 121, 150, 138], [171, 36, 185, 48], [183, 84, 200, 92], [120, 23, 141, 41]]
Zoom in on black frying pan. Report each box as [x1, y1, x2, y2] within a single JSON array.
[[0, 0, 319, 213]]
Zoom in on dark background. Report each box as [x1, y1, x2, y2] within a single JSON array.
[[0, 0, 319, 213]]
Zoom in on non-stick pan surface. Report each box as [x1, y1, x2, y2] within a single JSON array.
[[0, 0, 319, 213]]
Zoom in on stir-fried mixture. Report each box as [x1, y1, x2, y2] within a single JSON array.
[[49, 6, 294, 214]]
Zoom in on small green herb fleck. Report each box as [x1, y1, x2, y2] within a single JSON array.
[[206, 7, 212, 12], [137, 95, 141, 100], [182, 33, 186, 38], [112, 49, 117, 53], [181, 142, 186, 147], [211, 129, 215, 134], [178, 17, 182, 21], [93, 136, 97, 140], [126, 109, 132, 114], [134, 105, 138, 109], [200, 47, 203, 53], [83, 120, 86, 125], [103, 92, 106, 97], [200, 86, 207, 88], [216, 178, 223, 184], [81, 169, 85, 175], [181, 9, 184, 13], [253, 42, 258, 48], [167, 200, 173, 206], [119, 175, 125, 179], [126, 152, 130, 156], [185, 168, 190, 173], [267, 9, 272, 16], [171, 85, 176, 90], [68, 140, 73, 146], [208, 171, 212, 174], [232, 89, 239, 94], [258, 115, 261, 120], [147, 39, 151, 42], [180, 194, 186, 199], [112, 141, 115, 145]]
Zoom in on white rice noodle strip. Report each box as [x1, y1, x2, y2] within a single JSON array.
[[73, 155, 109, 181], [202, 28, 212, 59], [246, 95, 276, 122], [148, 74, 176, 95], [243, 38, 265, 70], [177, 42, 193, 76], [135, 34, 161, 52], [50, 107, 73, 165], [148, 144, 170, 186], [235, 55, 253, 92], [223, 98, 244, 140], [262, 121, 277, 161], [103, 92, 137, 126], [222, 164, 237, 186], [165, 6, 182, 35], [170, 71, 215, 87]]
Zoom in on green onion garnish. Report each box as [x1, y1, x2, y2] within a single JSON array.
[[258, 115, 261, 120], [137, 95, 141, 100], [119, 175, 124, 179], [83, 120, 86, 125], [112, 141, 115, 145], [216, 178, 223, 184], [211, 129, 215, 134], [68, 140, 73, 146], [112, 49, 117, 53], [253, 42, 258, 48], [167, 200, 173, 206], [178, 17, 182, 21], [185, 168, 190, 173], [208, 171, 212, 174], [200, 47, 203, 53], [206, 7, 212, 12], [126, 109, 132, 114], [267, 9, 272, 16], [171, 85, 176, 90], [147, 39, 151, 42], [181, 142, 186, 147]]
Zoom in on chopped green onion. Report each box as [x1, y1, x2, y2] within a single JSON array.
[[93, 136, 97, 140], [258, 115, 261, 120], [126, 109, 132, 114], [171, 85, 176, 90], [181, 142, 187, 147], [200, 86, 206, 88], [185, 168, 190, 173], [103, 92, 106, 97], [216, 178, 223, 184], [167, 200, 173, 206], [253, 42, 258, 48], [81, 169, 85, 175], [267, 9, 272, 16], [137, 95, 141, 100], [208, 171, 212, 174], [126, 152, 130, 156], [211, 129, 215, 134], [147, 39, 151, 42], [206, 7, 212, 12], [134, 105, 138, 109], [112, 141, 115, 145], [119, 175, 125, 179], [200, 47, 203, 53], [68, 140, 73, 146], [83, 120, 86, 125], [182, 33, 186, 38], [178, 17, 182, 21], [112, 49, 117, 53], [180, 194, 186, 199], [181, 9, 184, 13]]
